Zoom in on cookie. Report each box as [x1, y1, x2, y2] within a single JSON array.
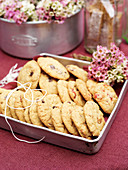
[[61, 101, 79, 136], [37, 57, 70, 80], [39, 72, 58, 95], [71, 105, 92, 138], [66, 65, 88, 82], [57, 80, 72, 103], [51, 104, 68, 133], [68, 81, 85, 106], [22, 89, 45, 123], [86, 79, 97, 95], [8, 91, 19, 119], [29, 102, 44, 127], [0, 89, 12, 117], [76, 79, 92, 101], [22, 89, 45, 108], [37, 94, 62, 129], [84, 101, 105, 136], [14, 91, 26, 122], [93, 83, 118, 114], [24, 108, 32, 124], [17, 60, 41, 89]]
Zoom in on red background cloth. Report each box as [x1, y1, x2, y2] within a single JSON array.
[[0, 40, 128, 169]]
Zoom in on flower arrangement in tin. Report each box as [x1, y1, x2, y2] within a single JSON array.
[[0, 0, 84, 24], [88, 43, 128, 86]]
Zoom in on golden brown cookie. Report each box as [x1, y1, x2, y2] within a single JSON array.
[[14, 91, 26, 122], [51, 104, 68, 133], [37, 94, 62, 129], [0, 89, 12, 117], [22, 89, 45, 107], [57, 80, 72, 103], [17, 60, 41, 89], [22, 89, 45, 123], [24, 108, 31, 124], [86, 79, 98, 95], [39, 72, 58, 95], [71, 105, 92, 138], [93, 83, 118, 114], [84, 101, 105, 136], [8, 91, 19, 119], [29, 102, 44, 127], [61, 101, 79, 136], [37, 57, 70, 80], [76, 79, 92, 101], [68, 81, 85, 106], [66, 65, 88, 82]]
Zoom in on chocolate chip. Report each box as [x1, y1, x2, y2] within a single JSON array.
[[67, 101, 71, 104], [70, 68, 75, 71], [52, 106, 57, 109], [42, 100, 45, 103], [50, 65, 55, 69], [30, 71, 34, 76]]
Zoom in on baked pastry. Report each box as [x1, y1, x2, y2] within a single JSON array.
[[76, 79, 92, 101], [68, 81, 85, 106], [39, 72, 58, 95], [37, 57, 70, 80], [66, 65, 88, 82], [37, 94, 61, 129], [61, 101, 79, 136], [93, 83, 118, 114], [84, 101, 105, 136], [17, 60, 41, 89], [51, 104, 68, 133], [57, 80, 72, 103], [71, 105, 92, 138]]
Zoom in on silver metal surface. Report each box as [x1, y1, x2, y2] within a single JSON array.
[[0, 53, 128, 154], [0, 9, 84, 59]]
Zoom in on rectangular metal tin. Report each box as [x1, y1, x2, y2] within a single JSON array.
[[0, 53, 128, 154]]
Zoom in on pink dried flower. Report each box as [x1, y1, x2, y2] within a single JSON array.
[[88, 43, 128, 85], [0, 0, 85, 24]]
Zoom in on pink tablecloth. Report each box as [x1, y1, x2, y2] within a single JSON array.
[[0, 41, 128, 169]]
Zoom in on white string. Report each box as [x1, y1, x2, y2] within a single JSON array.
[[4, 81, 47, 144], [0, 63, 47, 143]]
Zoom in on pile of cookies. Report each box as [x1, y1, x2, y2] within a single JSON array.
[[0, 56, 118, 139]]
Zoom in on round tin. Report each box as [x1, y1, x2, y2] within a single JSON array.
[[0, 9, 84, 59]]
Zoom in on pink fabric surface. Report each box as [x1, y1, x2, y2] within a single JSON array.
[[0, 41, 128, 169]]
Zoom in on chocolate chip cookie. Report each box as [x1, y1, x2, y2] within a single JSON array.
[[66, 65, 88, 82], [37, 57, 70, 80], [39, 72, 58, 95], [17, 60, 41, 89], [37, 94, 62, 129]]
